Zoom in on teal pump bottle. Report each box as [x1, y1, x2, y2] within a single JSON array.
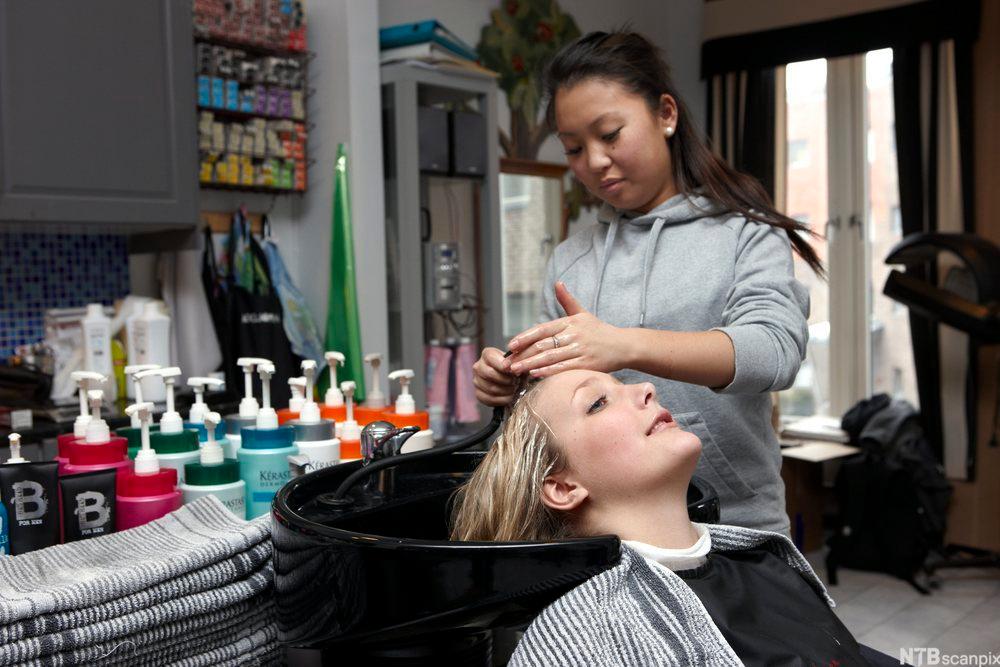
[[237, 361, 298, 518]]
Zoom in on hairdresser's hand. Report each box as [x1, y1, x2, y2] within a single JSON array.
[[503, 282, 626, 379], [473, 346, 520, 407]]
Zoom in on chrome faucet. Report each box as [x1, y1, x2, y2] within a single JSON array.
[[360, 421, 420, 495]]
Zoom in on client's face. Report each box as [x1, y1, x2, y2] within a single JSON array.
[[534, 370, 701, 503]]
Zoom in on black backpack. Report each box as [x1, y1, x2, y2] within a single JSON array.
[[826, 394, 952, 594]]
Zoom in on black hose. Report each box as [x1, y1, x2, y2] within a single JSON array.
[[329, 406, 504, 501]]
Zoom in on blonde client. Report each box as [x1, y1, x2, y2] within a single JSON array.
[[452, 369, 897, 666]]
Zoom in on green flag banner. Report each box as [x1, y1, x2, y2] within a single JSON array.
[[319, 143, 366, 402]]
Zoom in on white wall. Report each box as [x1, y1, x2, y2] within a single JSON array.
[[194, 1, 387, 368], [377, 0, 706, 168]]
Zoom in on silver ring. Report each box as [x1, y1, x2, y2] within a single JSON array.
[[552, 335, 560, 349]]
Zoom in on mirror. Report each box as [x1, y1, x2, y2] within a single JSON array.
[[499, 158, 568, 339]]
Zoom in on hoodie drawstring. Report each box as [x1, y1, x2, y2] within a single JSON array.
[[638, 217, 666, 327], [591, 218, 619, 317]]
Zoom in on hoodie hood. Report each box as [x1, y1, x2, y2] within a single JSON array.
[[592, 193, 724, 325]]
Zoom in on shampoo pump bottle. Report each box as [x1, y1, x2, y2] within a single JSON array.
[[61, 390, 131, 484], [57, 371, 106, 465], [320, 351, 347, 423], [354, 352, 388, 425], [179, 412, 246, 518], [287, 361, 339, 472], [238, 361, 297, 518], [337, 381, 362, 461], [224, 357, 267, 459], [384, 369, 434, 452], [185, 376, 227, 443], [117, 402, 182, 530], [137, 367, 199, 484], [82, 303, 115, 401], [277, 376, 306, 425], [117, 364, 161, 455]]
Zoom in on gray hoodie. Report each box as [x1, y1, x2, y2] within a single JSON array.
[[541, 193, 810, 534]]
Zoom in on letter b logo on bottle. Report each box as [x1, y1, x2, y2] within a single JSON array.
[[12, 481, 47, 521], [75, 491, 110, 530]]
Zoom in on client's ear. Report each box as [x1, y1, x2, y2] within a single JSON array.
[[541, 473, 588, 512]]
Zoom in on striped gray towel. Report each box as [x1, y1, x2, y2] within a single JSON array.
[[0, 564, 273, 663], [0, 496, 270, 625], [0, 540, 272, 646], [28, 602, 279, 667]]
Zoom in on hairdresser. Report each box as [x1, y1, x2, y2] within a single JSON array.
[[473, 31, 822, 535]]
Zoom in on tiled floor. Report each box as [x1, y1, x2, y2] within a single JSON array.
[[805, 548, 1000, 660]]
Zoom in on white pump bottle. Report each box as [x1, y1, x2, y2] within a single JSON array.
[[69, 371, 106, 438], [324, 352, 345, 407]]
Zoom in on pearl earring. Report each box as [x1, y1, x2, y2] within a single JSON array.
[[665, 126, 675, 137]]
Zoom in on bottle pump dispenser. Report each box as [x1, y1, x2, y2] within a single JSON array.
[[185, 376, 227, 443], [116, 364, 161, 455], [58, 371, 107, 465], [6, 433, 26, 464], [179, 411, 246, 518], [320, 352, 347, 423], [137, 367, 199, 484], [117, 402, 182, 530], [278, 377, 307, 425], [338, 381, 362, 461], [187, 376, 224, 423], [384, 369, 434, 452], [256, 363, 279, 429], [225, 357, 267, 457], [287, 361, 339, 472], [355, 353, 388, 425]]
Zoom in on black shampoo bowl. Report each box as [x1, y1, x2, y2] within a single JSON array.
[[272, 451, 719, 665]]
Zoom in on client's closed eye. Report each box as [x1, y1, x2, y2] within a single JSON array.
[[587, 396, 607, 414]]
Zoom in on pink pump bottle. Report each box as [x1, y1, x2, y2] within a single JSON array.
[[57, 371, 107, 468], [60, 389, 131, 488], [117, 401, 181, 531]]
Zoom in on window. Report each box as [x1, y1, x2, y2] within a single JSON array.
[[788, 139, 810, 168], [779, 49, 918, 420]]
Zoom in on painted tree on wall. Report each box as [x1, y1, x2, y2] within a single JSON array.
[[477, 0, 580, 160]]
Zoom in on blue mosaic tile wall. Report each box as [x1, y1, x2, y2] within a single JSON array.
[[0, 232, 130, 358]]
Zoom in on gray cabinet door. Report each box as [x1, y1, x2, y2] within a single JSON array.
[[0, 0, 197, 228]]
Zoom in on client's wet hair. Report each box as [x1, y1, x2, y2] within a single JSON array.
[[450, 379, 571, 542]]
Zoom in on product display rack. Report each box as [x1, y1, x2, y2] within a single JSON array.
[[192, 1, 312, 194], [381, 63, 502, 417]]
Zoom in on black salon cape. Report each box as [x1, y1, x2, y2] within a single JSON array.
[[676, 548, 868, 667]]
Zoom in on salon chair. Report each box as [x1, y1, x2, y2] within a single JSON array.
[[272, 416, 720, 666]]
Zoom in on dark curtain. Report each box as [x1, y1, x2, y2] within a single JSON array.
[[893, 35, 980, 476], [705, 69, 777, 201]]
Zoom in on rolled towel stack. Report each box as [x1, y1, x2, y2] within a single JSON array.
[[0, 496, 279, 666]]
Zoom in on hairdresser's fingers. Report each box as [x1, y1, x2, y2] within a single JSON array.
[[474, 348, 518, 387], [474, 380, 515, 407], [473, 373, 517, 397], [506, 337, 579, 375], [504, 319, 571, 367], [524, 356, 588, 380]]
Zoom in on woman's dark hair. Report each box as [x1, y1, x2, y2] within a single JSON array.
[[543, 31, 824, 276]]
